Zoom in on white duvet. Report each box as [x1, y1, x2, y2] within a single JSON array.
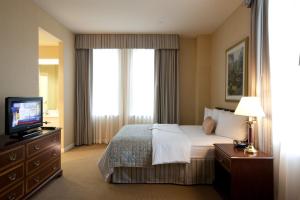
[[151, 124, 191, 165]]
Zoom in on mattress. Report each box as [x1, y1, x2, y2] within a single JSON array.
[[179, 125, 233, 159]]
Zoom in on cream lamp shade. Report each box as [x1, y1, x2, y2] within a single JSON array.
[[234, 97, 265, 117]]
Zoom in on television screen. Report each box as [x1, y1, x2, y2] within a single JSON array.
[[11, 101, 42, 127], [5, 97, 43, 135]]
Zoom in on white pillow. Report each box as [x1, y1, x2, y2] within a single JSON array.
[[211, 108, 228, 124], [215, 111, 248, 140], [204, 107, 218, 122]]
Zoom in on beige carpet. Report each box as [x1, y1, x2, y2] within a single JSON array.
[[32, 144, 221, 200]]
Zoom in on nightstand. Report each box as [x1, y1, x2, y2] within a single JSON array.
[[213, 144, 273, 200]]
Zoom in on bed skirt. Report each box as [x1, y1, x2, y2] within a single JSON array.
[[111, 158, 214, 185]]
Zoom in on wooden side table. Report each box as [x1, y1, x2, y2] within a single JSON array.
[[214, 144, 273, 200]]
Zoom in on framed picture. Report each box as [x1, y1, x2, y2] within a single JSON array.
[[225, 38, 248, 101]]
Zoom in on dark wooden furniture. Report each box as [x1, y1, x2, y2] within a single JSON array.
[[0, 128, 62, 200], [214, 144, 273, 200]]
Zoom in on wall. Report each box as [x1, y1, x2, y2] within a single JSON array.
[[39, 65, 59, 110], [0, 0, 75, 149], [195, 35, 211, 124], [210, 5, 250, 110], [39, 46, 59, 111], [39, 46, 59, 58], [179, 38, 197, 125]]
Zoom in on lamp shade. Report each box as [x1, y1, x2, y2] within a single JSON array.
[[234, 97, 265, 117]]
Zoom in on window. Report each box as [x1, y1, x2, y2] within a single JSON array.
[[93, 49, 120, 116], [92, 49, 154, 120], [129, 49, 154, 117]]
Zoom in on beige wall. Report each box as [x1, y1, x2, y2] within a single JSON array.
[[0, 0, 75, 149], [39, 46, 59, 59], [195, 35, 211, 124], [179, 38, 196, 125], [210, 5, 250, 110], [184, 5, 250, 124], [39, 65, 59, 110]]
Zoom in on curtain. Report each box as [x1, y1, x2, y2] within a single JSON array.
[[75, 49, 93, 145], [92, 49, 154, 144], [154, 49, 180, 124], [75, 34, 180, 144], [269, 1, 300, 199], [75, 34, 179, 49], [250, 0, 272, 154]]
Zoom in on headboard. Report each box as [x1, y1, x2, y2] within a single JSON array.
[[215, 107, 235, 113]]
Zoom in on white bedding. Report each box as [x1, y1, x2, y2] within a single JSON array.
[[179, 125, 233, 159], [152, 124, 191, 165]]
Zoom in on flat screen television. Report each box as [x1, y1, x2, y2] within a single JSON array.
[[5, 97, 43, 135]]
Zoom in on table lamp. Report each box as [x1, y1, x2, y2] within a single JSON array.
[[234, 97, 265, 153]]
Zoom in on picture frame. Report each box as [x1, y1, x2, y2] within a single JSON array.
[[225, 38, 248, 101]]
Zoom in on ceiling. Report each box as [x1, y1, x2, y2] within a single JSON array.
[[34, 0, 243, 37], [39, 28, 61, 46]]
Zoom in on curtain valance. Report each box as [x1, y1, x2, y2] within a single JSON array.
[[75, 34, 180, 50]]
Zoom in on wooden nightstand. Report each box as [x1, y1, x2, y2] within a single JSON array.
[[213, 144, 273, 200]]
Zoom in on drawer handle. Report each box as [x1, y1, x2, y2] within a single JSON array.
[[8, 173, 17, 182], [52, 166, 57, 171], [34, 176, 40, 183], [34, 160, 41, 167], [33, 145, 40, 151], [8, 152, 17, 161], [8, 192, 16, 200], [52, 152, 57, 157]]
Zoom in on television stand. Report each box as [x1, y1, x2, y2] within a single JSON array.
[[0, 128, 62, 200]]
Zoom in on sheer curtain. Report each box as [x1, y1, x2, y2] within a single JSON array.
[[92, 49, 154, 143], [269, 1, 300, 199], [92, 49, 121, 144]]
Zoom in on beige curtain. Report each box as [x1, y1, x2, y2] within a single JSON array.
[[75, 49, 93, 145], [154, 49, 180, 124], [75, 34, 179, 49], [75, 34, 180, 144], [249, 0, 272, 154]]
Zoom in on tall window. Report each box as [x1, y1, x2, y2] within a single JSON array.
[[129, 49, 154, 117], [93, 49, 120, 116], [92, 49, 154, 121]]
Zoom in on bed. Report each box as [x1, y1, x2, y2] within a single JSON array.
[[98, 124, 235, 185]]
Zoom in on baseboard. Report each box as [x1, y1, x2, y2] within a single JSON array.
[[63, 143, 74, 152]]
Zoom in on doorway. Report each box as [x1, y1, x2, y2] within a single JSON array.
[[38, 28, 64, 149]]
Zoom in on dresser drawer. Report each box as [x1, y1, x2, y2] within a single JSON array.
[[0, 146, 25, 172], [215, 149, 231, 172], [26, 133, 60, 158], [0, 181, 24, 200], [26, 145, 60, 175], [26, 159, 60, 193], [0, 164, 24, 192]]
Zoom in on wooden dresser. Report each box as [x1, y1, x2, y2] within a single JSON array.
[[0, 128, 62, 200], [214, 144, 273, 200]]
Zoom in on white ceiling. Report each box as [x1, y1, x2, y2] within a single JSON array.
[[34, 0, 243, 37], [39, 28, 61, 46]]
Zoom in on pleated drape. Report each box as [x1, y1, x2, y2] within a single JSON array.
[[75, 34, 180, 144], [249, 0, 272, 154], [75, 49, 93, 145], [75, 34, 179, 50], [154, 49, 180, 124]]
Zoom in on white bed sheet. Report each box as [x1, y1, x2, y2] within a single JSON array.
[[179, 125, 233, 159]]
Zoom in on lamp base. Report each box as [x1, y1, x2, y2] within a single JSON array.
[[244, 144, 257, 154]]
